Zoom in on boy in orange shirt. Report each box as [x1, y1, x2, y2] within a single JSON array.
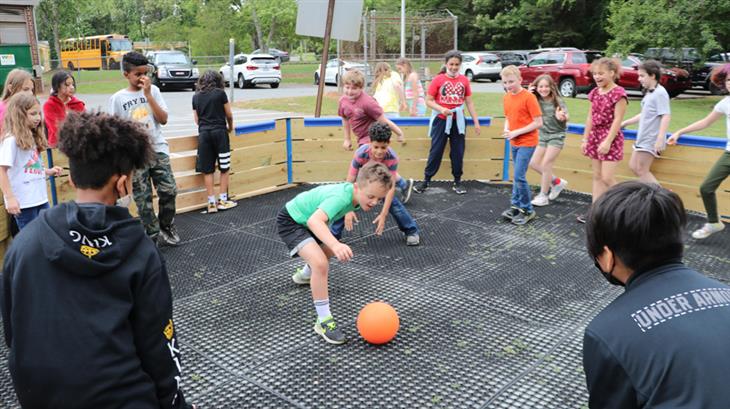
[[500, 66, 543, 225]]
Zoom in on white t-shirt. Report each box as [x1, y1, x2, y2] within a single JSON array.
[[108, 86, 169, 154], [0, 136, 48, 208], [713, 96, 730, 151]]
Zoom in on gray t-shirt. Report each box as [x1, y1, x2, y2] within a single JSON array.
[[538, 98, 567, 137], [108, 86, 169, 154], [636, 85, 670, 150]]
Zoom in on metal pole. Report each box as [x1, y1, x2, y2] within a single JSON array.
[[444, 8, 458, 51], [315, 0, 336, 117], [229, 38, 235, 103], [337, 39, 342, 93], [421, 24, 426, 75], [400, 0, 405, 58], [363, 13, 368, 69]]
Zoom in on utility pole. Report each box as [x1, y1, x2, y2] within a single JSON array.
[[314, 0, 336, 117], [400, 0, 405, 58]]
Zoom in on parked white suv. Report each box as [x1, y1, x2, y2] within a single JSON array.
[[219, 53, 281, 89], [459, 52, 502, 82]]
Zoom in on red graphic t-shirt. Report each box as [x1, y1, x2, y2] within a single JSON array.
[[428, 73, 472, 119]]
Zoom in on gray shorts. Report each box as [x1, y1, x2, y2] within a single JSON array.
[[538, 132, 565, 148]]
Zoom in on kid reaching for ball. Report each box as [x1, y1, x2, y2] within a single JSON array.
[[276, 162, 392, 344]]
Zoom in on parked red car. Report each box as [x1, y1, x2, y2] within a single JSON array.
[[519, 50, 602, 97], [519, 50, 692, 98], [618, 55, 691, 98]]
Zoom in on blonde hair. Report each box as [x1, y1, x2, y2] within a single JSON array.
[[1, 69, 34, 101], [531, 75, 563, 110], [356, 162, 393, 190], [2, 93, 46, 151], [591, 57, 622, 82], [342, 69, 365, 88], [371, 62, 392, 92], [396, 57, 414, 77], [500, 65, 521, 79]]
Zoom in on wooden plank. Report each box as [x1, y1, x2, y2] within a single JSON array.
[[231, 143, 288, 171], [231, 129, 285, 149], [0, 209, 9, 242], [168, 135, 198, 153], [229, 164, 288, 195], [170, 154, 197, 173], [43, 149, 69, 168]]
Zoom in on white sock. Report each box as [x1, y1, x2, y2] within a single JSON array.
[[208, 195, 216, 204], [220, 192, 228, 201], [300, 264, 312, 279], [314, 299, 331, 321]]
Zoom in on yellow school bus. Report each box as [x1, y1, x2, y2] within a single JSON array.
[[60, 34, 132, 70]]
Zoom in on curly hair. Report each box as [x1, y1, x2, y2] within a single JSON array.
[[1, 69, 34, 101], [58, 111, 153, 189], [368, 122, 391, 143], [2, 93, 46, 151], [196, 70, 224, 93], [122, 51, 149, 72], [356, 162, 393, 190], [710, 64, 730, 90]]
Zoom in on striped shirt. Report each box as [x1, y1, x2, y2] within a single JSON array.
[[348, 144, 400, 179]]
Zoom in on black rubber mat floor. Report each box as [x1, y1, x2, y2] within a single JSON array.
[[1, 181, 729, 408]]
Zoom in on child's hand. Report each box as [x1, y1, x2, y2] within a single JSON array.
[[654, 136, 666, 154], [528, 84, 536, 93], [556, 107, 567, 122], [331, 242, 353, 262], [45, 166, 62, 177], [597, 139, 611, 155], [667, 132, 680, 145], [473, 123, 481, 136], [140, 75, 152, 96], [397, 132, 405, 143], [373, 213, 387, 235], [344, 211, 358, 231], [400, 102, 408, 112], [440, 107, 452, 116], [502, 130, 517, 140], [410, 108, 418, 117], [5, 197, 20, 215], [581, 140, 588, 155], [342, 139, 352, 151]]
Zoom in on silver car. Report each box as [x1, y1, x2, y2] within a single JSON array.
[[459, 52, 502, 82]]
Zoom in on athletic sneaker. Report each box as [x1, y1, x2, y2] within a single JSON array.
[[501, 207, 520, 220], [413, 181, 429, 194], [314, 316, 346, 344], [401, 178, 414, 204], [207, 202, 218, 214], [531, 193, 549, 207], [159, 225, 180, 246], [217, 199, 238, 210], [512, 209, 536, 225], [406, 233, 420, 246], [691, 222, 725, 239], [292, 268, 310, 285], [548, 179, 568, 201], [452, 181, 467, 195]]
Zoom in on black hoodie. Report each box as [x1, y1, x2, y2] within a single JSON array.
[[1, 202, 191, 409]]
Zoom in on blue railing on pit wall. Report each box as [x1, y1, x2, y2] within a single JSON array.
[[41, 116, 726, 207]]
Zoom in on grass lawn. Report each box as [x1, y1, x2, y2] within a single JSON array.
[[42, 69, 128, 95], [233, 91, 727, 138], [281, 61, 444, 85]]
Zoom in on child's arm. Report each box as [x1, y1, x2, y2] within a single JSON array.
[[342, 118, 353, 151], [376, 115, 405, 143], [307, 209, 353, 261], [621, 113, 641, 128], [465, 95, 481, 135], [373, 183, 395, 236], [224, 102, 234, 133], [582, 106, 593, 152], [192, 110, 199, 126], [503, 116, 543, 140], [668, 111, 723, 145], [0, 166, 19, 215], [655, 114, 671, 152], [408, 74, 419, 116], [140, 76, 169, 125], [426, 95, 451, 116], [44, 166, 62, 177], [598, 98, 628, 155]]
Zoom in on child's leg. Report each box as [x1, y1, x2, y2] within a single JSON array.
[[149, 153, 178, 231], [591, 160, 618, 202], [630, 151, 658, 184], [447, 122, 465, 182], [132, 162, 159, 237], [298, 241, 331, 304], [423, 117, 448, 181], [513, 146, 536, 210], [540, 146, 562, 194], [219, 170, 230, 198], [699, 151, 730, 223], [388, 196, 418, 236], [204, 173, 215, 198], [529, 146, 547, 194], [217, 129, 232, 200]]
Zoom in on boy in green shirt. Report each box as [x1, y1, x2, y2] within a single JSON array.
[[276, 162, 392, 344]]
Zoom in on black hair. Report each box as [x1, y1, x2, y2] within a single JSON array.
[[196, 70, 224, 93], [586, 181, 686, 273], [439, 50, 463, 74], [368, 122, 391, 143], [57, 111, 153, 189], [639, 59, 663, 82], [50, 70, 75, 96], [122, 51, 149, 72]]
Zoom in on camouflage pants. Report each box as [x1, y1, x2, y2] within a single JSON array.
[[133, 152, 178, 237]]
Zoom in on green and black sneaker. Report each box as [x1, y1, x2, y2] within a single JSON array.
[[291, 268, 310, 285], [313, 316, 346, 344]]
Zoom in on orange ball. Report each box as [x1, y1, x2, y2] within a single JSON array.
[[357, 301, 400, 344]]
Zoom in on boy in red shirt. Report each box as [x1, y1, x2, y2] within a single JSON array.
[[414, 50, 481, 195], [338, 70, 404, 150], [500, 66, 543, 225]]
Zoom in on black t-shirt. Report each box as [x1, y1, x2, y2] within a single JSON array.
[[192, 88, 229, 131]]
